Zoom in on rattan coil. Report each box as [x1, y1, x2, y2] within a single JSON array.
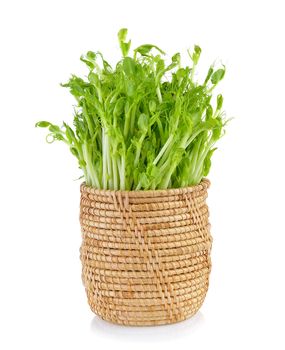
[[80, 178, 212, 326]]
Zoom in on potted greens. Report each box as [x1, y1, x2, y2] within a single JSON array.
[[36, 29, 227, 326]]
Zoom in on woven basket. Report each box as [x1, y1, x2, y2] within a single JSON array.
[[79, 178, 212, 326]]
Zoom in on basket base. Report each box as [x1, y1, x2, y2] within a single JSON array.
[[88, 298, 206, 326]]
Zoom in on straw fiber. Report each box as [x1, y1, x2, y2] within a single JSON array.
[[80, 179, 212, 326]]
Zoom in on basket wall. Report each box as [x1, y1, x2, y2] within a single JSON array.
[[80, 179, 212, 326]]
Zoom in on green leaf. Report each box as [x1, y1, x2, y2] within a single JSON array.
[[134, 44, 165, 56], [118, 28, 131, 57], [203, 148, 217, 176], [125, 80, 136, 97], [211, 68, 225, 84], [204, 66, 214, 85], [217, 94, 223, 110], [206, 105, 213, 120], [138, 113, 149, 132], [48, 125, 61, 133], [63, 122, 76, 144], [117, 28, 128, 42], [86, 51, 96, 60], [212, 117, 223, 140], [113, 97, 125, 118], [80, 56, 95, 70], [172, 53, 181, 64], [156, 58, 165, 74], [35, 121, 51, 128], [176, 68, 187, 80], [192, 45, 201, 64], [138, 172, 150, 189], [88, 72, 100, 87], [70, 147, 79, 158], [122, 57, 137, 76], [149, 100, 156, 113]]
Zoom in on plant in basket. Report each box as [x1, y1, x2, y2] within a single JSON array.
[[36, 29, 228, 326]]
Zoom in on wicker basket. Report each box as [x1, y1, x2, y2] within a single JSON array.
[[79, 178, 212, 326]]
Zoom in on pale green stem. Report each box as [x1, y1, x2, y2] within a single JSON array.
[[134, 133, 147, 168], [153, 134, 173, 165], [112, 156, 118, 190], [102, 128, 107, 189], [156, 86, 162, 104], [82, 143, 100, 188], [120, 155, 125, 190], [105, 133, 113, 189]]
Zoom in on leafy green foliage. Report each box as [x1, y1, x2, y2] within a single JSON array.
[[36, 29, 227, 190]]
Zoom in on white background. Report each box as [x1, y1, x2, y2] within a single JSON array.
[[0, 0, 284, 349]]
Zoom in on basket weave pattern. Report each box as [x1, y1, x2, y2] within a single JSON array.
[[80, 179, 212, 326]]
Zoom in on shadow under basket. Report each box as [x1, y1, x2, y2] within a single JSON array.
[[79, 178, 212, 326]]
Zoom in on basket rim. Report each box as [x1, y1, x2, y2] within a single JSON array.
[[80, 178, 210, 198]]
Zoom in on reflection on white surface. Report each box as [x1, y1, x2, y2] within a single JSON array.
[[90, 312, 205, 342]]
